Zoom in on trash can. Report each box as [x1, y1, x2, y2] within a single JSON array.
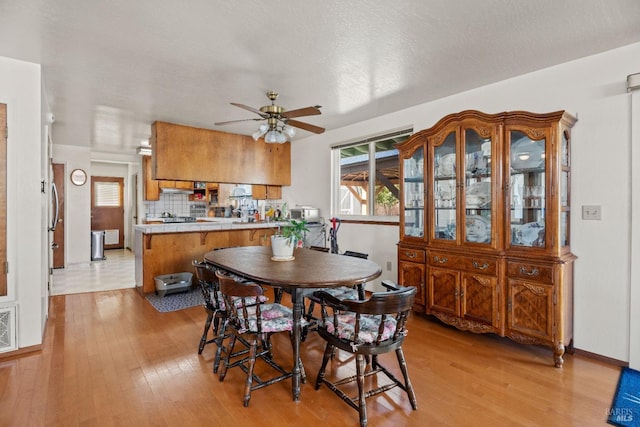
[[91, 230, 106, 261]]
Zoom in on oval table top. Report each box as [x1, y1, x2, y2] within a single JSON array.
[[204, 246, 382, 289]]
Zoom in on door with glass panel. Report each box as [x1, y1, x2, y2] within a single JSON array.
[[506, 129, 549, 250], [91, 176, 125, 249], [432, 132, 457, 242], [402, 145, 425, 240], [462, 127, 494, 246]]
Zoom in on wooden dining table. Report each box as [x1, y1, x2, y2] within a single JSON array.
[[203, 245, 382, 401]]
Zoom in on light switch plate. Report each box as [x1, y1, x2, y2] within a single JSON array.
[[582, 205, 602, 220]]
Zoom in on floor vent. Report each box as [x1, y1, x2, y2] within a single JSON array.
[[0, 306, 17, 353]]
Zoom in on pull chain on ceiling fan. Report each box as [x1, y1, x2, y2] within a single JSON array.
[[215, 91, 325, 143]]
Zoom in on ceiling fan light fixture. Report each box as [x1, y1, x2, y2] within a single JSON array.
[[252, 124, 269, 141], [283, 125, 296, 138], [218, 91, 325, 141], [265, 129, 287, 143]]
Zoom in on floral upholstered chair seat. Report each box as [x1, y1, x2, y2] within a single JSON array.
[[236, 303, 309, 333], [324, 313, 397, 344]]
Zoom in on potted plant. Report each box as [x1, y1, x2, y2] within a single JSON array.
[[270, 219, 309, 260]]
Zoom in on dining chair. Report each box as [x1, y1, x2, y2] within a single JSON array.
[[302, 250, 369, 336], [312, 284, 418, 427], [193, 260, 267, 373], [193, 260, 222, 357], [215, 270, 308, 407]]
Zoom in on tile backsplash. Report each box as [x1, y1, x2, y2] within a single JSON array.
[[144, 193, 199, 218], [144, 183, 283, 219]]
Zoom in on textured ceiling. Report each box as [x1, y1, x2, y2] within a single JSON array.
[[1, 0, 640, 155]]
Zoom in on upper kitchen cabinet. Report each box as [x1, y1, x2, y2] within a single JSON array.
[[151, 121, 291, 185], [252, 185, 282, 200], [143, 156, 160, 201], [396, 110, 577, 367]]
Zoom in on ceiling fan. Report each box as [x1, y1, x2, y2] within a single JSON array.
[[215, 91, 325, 143]]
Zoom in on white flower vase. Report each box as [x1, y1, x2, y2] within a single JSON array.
[[271, 235, 297, 260]]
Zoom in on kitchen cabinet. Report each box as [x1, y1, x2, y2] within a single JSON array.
[[158, 180, 194, 190], [151, 121, 291, 185], [396, 110, 576, 367], [143, 156, 160, 201], [189, 182, 219, 203], [206, 183, 219, 204], [252, 185, 282, 200], [143, 156, 196, 200]]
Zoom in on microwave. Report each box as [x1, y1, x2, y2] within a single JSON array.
[[290, 207, 320, 223]]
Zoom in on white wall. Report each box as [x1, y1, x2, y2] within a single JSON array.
[[52, 144, 92, 265], [0, 56, 45, 349], [288, 42, 640, 362]]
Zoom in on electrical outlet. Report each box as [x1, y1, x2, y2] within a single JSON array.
[[386, 261, 392, 271], [582, 205, 601, 220]]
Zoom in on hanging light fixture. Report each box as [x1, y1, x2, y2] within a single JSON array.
[[254, 116, 291, 144], [252, 124, 269, 141]]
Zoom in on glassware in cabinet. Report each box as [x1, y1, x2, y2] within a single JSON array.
[[433, 132, 457, 241], [508, 130, 546, 248], [403, 147, 424, 238], [463, 128, 493, 244]]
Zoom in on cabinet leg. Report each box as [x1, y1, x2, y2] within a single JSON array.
[[553, 342, 565, 368]]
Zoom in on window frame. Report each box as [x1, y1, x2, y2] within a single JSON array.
[[331, 127, 412, 222]]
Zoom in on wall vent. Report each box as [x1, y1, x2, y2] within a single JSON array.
[[0, 306, 17, 353]]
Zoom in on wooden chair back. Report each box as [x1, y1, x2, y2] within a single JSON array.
[[193, 260, 219, 311], [316, 286, 416, 351], [215, 270, 266, 333]]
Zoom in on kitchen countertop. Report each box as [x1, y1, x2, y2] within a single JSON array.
[[135, 218, 289, 234]]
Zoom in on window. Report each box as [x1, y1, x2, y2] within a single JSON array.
[[331, 128, 412, 219], [94, 181, 121, 207]]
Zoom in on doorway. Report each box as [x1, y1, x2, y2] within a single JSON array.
[[91, 176, 125, 249]]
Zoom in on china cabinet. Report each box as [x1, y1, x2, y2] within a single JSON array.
[[396, 110, 576, 367]]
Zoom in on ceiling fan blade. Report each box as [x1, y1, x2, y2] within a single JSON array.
[[281, 106, 322, 119], [286, 119, 325, 134], [230, 102, 268, 117], [214, 118, 263, 126]]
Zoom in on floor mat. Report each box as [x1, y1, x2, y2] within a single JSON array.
[[145, 287, 203, 312], [608, 367, 640, 426]]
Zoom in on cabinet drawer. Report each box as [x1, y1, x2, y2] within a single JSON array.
[[461, 257, 498, 275], [428, 252, 498, 275], [428, 251, 465, 269], [507, 261, 553, 283], [398, 248, 425, 263]]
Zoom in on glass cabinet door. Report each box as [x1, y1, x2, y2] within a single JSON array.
[[509, 130, 546, 248], [433, 132, 457, 241], [463, 128, 492, 244], [560, 130, 571, 247], [403, 147, 424, 238]]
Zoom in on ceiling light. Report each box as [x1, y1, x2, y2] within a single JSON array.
[[282, 125, 296, 138], [252, 124, 269, 141], [265, 129, 287, 144], [518, 152, 530, 161], [257, 122, 291, 144]]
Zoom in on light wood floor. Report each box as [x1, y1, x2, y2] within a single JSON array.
[[0, 288, 621, 426]]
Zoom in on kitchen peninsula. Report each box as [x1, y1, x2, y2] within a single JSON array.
[[134, 219, 286, 294]]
